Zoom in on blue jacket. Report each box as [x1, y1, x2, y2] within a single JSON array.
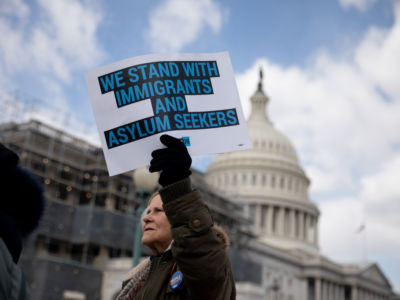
[[0, 238, 30, 300]]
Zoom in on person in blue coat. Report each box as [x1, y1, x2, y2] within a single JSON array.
[[0, 143, 45, 300]]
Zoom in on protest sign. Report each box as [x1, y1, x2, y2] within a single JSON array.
[[85, 52, 251, 176]]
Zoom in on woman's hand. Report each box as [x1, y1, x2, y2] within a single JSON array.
[[149, 135, 192, 187]]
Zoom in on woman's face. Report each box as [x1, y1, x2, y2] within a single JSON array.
[[141, 194, 173, 255]]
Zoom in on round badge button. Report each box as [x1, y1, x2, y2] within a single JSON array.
[[169, 270, 183, 290]]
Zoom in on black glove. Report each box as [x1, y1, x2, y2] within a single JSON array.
[[149, 134, 192, 187]]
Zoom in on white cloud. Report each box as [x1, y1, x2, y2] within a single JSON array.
[[146, 0, 227, 52], [338, 0, 376, 12], [0, 0, 29, 18], [235, 1, 400, 288], [355, 3, 400, 100], [236, 9, 400, 196], [320, 154, 400, 261], [360, 155, 400, 240], [0, 0, 105, 84], [319, 197, 365, 261]]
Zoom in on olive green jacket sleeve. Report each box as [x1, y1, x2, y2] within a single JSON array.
[[160, 178, 236, 300]]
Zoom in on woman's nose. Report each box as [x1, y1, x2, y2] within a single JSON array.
[[143, 213, 152, 223]]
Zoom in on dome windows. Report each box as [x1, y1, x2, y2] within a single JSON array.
[[252, 173, 257, 185], [280, 177, 285, 189], [233, 174, 238, 185], [262, 174, 266, 186], [271, 175, 276, 188], [269, 141, 273, 149]]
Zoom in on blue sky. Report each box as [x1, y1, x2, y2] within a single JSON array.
[[1, 0, 399, 292]]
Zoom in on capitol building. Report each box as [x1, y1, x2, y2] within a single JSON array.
[[0, 71, 398, 300], [204, 71, 395, 300]]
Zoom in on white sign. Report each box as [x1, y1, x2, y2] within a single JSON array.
[[85, 52, 251, 176]]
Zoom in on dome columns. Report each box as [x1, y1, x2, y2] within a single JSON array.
[[277, 207, 285, 236], [253, 203, 319, 248], [266, 206, 273, 235], [299, 210, 304, 240], [289, 209, 296, 239]]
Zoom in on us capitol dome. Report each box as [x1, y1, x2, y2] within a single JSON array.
[[205, 69, 319, 254]]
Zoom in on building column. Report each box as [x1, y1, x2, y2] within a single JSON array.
[[290, 209, 296, 238], [328, 281, 332, 300], [321, 280, 325, 300], [267, 205, 273, 235], [308, 213, 312, 242], [326, 281, 331, 300], [352, 286, 358, 300], [323, 280, 328, 300], [278, 206, 285, 236], [304, 212, 309, 241], [336, 284, 341, 300], [35, 238, 47, 257], [262, 205, 267, 233], [299, 211, 304, 240], [260, 205, 266, 234], [325, 281, 329, 300], [93, 246, 109, 269], [314, 216, 319, 246], [254, 203, 261, 234], [105, 196, 115, 211], [59, 242, 69, 259], [315, 278, 321, 300]]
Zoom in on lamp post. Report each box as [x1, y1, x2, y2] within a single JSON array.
[[132, 167, 159, 267]]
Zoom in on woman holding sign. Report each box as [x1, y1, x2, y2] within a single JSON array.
[[116, 135, 236, 300]]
